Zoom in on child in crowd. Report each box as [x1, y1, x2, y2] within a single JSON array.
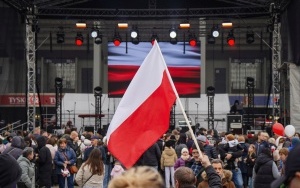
[[161, 140, 177, 188], [278, 148, 289, 176], [174, 148, 191, 170], [110, 160, 125, 179], [246, 144, 256, 188], [224, 134, 242, 170]]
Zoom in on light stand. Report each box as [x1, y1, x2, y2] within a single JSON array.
[[55, 77, 63, 129], [94, 86, 102, 132], [207, 86, 215, 130], [246, 77, 255, 131], [195, 102, 199, 125]]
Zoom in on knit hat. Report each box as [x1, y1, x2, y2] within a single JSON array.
[[271, 145, 300, 187], [226, 134, 235, 141], [181, 148, 189, 154], [196, 135, 207, 143], [0, 154, 22, 187]]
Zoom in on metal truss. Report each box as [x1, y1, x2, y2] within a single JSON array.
[[26, 14, 36, 130], [207, 96, 214, 130], [95, 95, 101, 131], [37, 6, 270, 19], [272, 12, 281, 122]]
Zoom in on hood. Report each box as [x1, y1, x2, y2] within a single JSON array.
[[36, 136, 47, 149], [256, 152, 272, 166], [113, 164, 123, 172], [11, 136, 25, 149], [164, 147, 175, 156], [201, 169, 232, 182], [17, 155, 31, 164], [291, 137, 300, 147]]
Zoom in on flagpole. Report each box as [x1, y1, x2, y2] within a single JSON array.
[[155, 41, 203, 159]]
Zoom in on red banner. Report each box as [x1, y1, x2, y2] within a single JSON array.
[[0, 93, 61, 107]]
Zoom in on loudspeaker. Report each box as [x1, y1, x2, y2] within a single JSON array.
[[227, 115, 243, 134], [84, 126, 94, 132]]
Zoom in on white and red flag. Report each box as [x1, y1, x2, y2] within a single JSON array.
[[106, 40, 177, 168]]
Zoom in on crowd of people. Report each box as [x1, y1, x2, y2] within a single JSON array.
[[0, 125, 300, 188]]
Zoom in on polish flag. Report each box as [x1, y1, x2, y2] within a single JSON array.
[[106, 40, 177, 169]]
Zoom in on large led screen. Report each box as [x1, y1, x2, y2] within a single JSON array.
[[108, 42, 201, 98]]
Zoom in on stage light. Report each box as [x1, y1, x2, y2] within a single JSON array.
[[207, 35, 215, 44], [76, 21, 86, 28], [227, 30, 235, 46], [246, 77, 255, 87], [130, 27, 138, 39], [118, 23, 128, 29], [207, 86, 215, 96], [246, 31, 255, 44], [188, 33, 197, 47], [170, 38, 177, 45], [95, 35, 102, 45], [169, 28, 177, 39], [211, 25, 219, 37], [94, 86, 103, 96], [91, 29, 98, 38], [151, 34, 159, 45], [222, 21, 233, 28], [75, 32, 83, 46], [113, 32, 122, 46], [179, 22, 190, 29], [56, 32, 65, 44]]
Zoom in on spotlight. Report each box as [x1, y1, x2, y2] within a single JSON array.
[[130, 27, 138, 39], [76, 21, 86, 28], [95, 35, 102, 45], [118, 23, 128, 29], [188, 33, 197, 47], [207, 35, 215, 44], [246, 77, 255, 87], [170, 38, 177, 45], [206, 86, 215, 96], [179, 21, 190, 29], [211, 25, 219, 38], [113, 32, 122, 46], [55, 77, 63, 88], [227, 30, 235, 46], [246, 31, 255, 44], [75, 32, 83, 46], [91, 29, 98, 38], [151, 34, 159, 45], [222, 21, 233, 28], [56, 31, 65, 44], [169, 28, 177, 39], [94, 86, 103, 96]]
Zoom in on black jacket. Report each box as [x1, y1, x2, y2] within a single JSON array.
[[218, 143, 243, 170], [136, 143, 161, 167], [205, 165, 222, 188], [254, 153, 275, 188]]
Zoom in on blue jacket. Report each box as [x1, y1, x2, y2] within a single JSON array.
[[54, 146, 76, 174]]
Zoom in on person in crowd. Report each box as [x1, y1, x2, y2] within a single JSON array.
[[161, 140, 177, 188], [54, 138, 77, 188], [237, 135, 249, 188], [75, 148, 105, 188], [174, 148, 192, 170], [33, 127, 41, 140], [197, 135, 218, 159], [35, 135, 53, 188], [288, 137, 300, 152], [17, 147, 35, 188], [0, 153, 22, 187], [198, 127, 207, 136], [175, 133, 188, 158], [254, 131, 269, 156], [2, 136, 26, 159], [230, 100, 244, 114], [218, 134, 244, 188], [83, 135, 106, 162], [0, 137, 6, 153], [101, 136, 113, 188], [108, 166, 164, 188], [278, 148, 289, 176], [185, 141, 206, 186], [206, 129, 217, 146], [246, 144, 256, 188], [67, 131, 79, 153], [272, 145, 300, 188], [253, 147, 280, 187], [135, 142, 161, 170], [198, 159, 235, 188], [110, 160, 125, 179]]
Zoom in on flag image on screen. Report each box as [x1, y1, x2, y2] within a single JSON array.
[[108, 42, 201, 98]]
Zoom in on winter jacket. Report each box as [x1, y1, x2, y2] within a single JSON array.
[[54, 146, 77, 174], [218, 143, 243, 170], [160, 147, 177, 169], [203, 144, 218, 159], [198, 169, 234, 188], [246, 152, 256, 177], [136, 143, 161, 167], [2, 136, 25, 159], [35, 136, 53, 187], [174, 155, 191, 170], [254, 153, 277, 188], [75, 162, 104, 188], [17, 156, 35, 188], [110, 164, 125, 178]]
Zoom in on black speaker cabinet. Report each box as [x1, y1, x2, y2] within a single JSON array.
[[227, 115, 243, 134], [84, 126, 95, 132]]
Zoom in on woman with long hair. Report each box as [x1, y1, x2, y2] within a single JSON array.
[[75, 148, 105, 188]]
